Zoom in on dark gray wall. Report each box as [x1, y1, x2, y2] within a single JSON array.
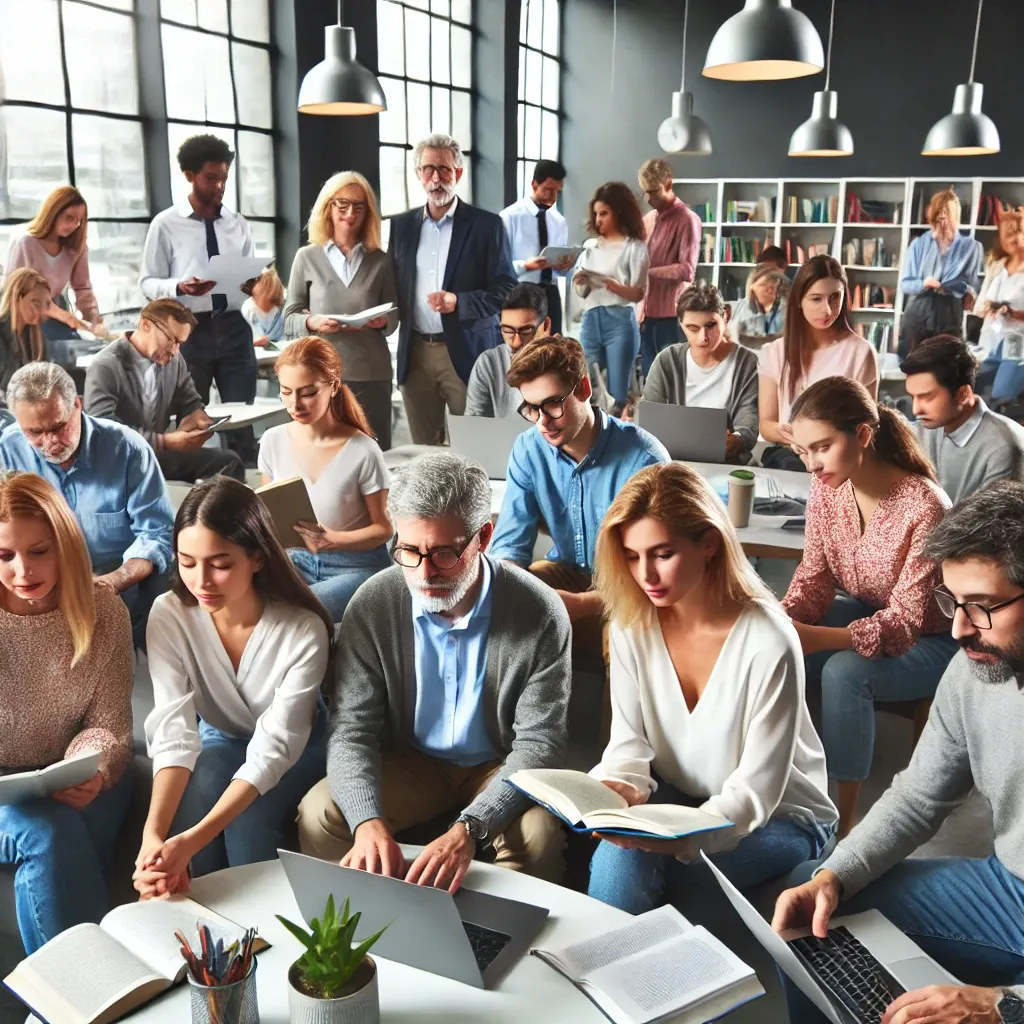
[[560, 0, 1023, 235]]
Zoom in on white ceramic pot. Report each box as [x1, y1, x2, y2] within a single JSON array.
[[287, 958, 380, 1024]]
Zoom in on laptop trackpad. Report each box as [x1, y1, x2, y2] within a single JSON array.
[[888, 957, 957, 991]]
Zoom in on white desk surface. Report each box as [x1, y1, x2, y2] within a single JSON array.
[[204, 397, 287, 429], [78, 346, 272, 370]]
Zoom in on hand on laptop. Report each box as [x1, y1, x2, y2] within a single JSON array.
[[343, 818, 406, 878], [405, 823, 476, 894], [880, 985, 1001, 1024], [771, 869, 842, 939]]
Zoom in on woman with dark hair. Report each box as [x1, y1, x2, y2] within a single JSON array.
[[783, 376, 956, 837], [573, 181, 649, 411], [135, 477, 332, 891], [258, 336, 392, 623], [758, 255, 878, 470]]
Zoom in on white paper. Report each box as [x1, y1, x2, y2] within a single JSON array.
[[205, 255, 273, 299], [202, 400, 286, 430], [0, 751, 101, 805], [321, 302, 396, 328], [555, 906, 688, 978], [541, 245, 583, 264]]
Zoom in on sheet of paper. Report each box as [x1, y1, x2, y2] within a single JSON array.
[[321, 302, 397, 327], [203, 400, 286, 429], [205, 255, 273, 299]]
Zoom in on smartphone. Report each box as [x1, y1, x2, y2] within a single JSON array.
[[781, 517, 806, 531], [204, 415, 233, 431]]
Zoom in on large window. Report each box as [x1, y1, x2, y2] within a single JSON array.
[[376, 0, 474, 220], [517, 0, 560, 198]]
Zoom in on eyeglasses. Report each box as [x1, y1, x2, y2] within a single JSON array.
[[329, 199, 367, 214], [933, 587, 1024, 630], [418, 164, 455, 181], [142, 316, 182, 352], [499, 322, 540, 342], [517, 386, 578, 424], [391, 535, 474, 570]]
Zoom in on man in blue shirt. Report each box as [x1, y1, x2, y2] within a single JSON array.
[[1, 362, 174, 650], [490, 336, 670, 663]]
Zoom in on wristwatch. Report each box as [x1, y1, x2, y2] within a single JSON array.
[[998, 991, 1024, 1024], [455, 814, 488, 844]]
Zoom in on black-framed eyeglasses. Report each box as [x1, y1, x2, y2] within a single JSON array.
[[329, 198, 367, 214], [517, 386, 578, 424], [500, 322, 540, 342], [418, 163, 455, 181], [142, 316, 182, 351], [391, 535, 474, 570], [933, 587, 1024, 630]]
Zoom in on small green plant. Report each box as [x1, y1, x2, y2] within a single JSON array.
[[276, 894, 388, 1000], [729, 469, 756, 480]]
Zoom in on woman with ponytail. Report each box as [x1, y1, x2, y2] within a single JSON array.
[[258, 336, 392, 621], [783, 376, 957, 836]]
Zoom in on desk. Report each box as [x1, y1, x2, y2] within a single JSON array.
[[204, 398, 288, 431], [77, 346, 276, 371]]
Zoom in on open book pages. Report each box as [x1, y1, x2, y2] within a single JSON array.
[[255, 475, 318, 548], [533, 905, 763, 1024], [0, 751, 100, 806], [322, 302, 396, 328]]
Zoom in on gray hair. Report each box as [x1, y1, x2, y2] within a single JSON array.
[[413, 133, 464, 171], [387, 451, 491, 536], [7, 362, 76, 414], [926, 480, 1024, 587]]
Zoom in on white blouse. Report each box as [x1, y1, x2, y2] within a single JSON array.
[[144, 594, 329, 795], [574, 237, 650, 311], [591, 601, 837, 853]]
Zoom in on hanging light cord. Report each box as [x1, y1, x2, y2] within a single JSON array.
[[823, 0, 836, 90], [610, 0, 618, 100], [337, 0, 344, 26], [968, 0, 983, 82], [679, 0, 689, 91]]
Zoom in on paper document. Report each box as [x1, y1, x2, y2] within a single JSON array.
[[0, 751, 101, 805], [540, 245, 583, 265], [322, 302, 396, 328], [205, 255, 273, 299], [203, 400, 287, 430]]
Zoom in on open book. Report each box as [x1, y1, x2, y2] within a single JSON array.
[[5, 896, 268, 1024], [255, 475, 318, 548], [532, 905, 763, 1024], [507, 769, 731, 840], [322, 302, 396, 328], [0, 752, 100, 805]]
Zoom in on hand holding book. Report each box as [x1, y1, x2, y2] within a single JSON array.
[[593, 779, 694, 859]]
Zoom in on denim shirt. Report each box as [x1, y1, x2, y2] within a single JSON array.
[[490, 411, 670, 571], [901, 232, 983, 299], [0, 413, 174, 572]]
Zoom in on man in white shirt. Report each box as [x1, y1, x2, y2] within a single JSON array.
[[139, 134, 260, 464], [499, 159, 573, 335]]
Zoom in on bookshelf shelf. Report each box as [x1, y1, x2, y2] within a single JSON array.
[[721, 262, 757, 267], [845, 265, 899, 272], [852, 307, 895, 313], [722, 221, 774, 227], [843, 222, 903, 229]]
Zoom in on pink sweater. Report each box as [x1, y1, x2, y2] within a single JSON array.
[[640, 198, 702, 320], [6, 233, 99, 322]]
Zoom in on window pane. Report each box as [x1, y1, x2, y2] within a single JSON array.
[[379, 146, 408, 219], [379, 78, 407, 144], [237, 131, 274, 218], [232, 43, 272, 128], [87, 222, 148, 314], [431, 87, 451, 136], [520, 2, 529, 42], [249, 221, 275, 259], [525, 48, 542, 105], [230, 0, 268, 42], [406, 82, 431, 143], [450, 0, 471, 24], [525, 105, 541, 160], [542, 110, 560, 160], [542, 55, 559, 109], [167, 123, 237, 209], [162, 27, 235, 123], [377, 1, 405, 76], [405, 8, 430, 80], [526, 0, 543, 48], [431, 0, 450, 15], [161, 0, 196, 24], [543, 0, 560, 54], [0, 0, 63, 104], [451, 90, 471, 151], [455, 161, 471, 203], [92, 0, 134, 9], [404, 0, 428, 9], [64, 3, 139, 115], [406, 152, 421, 212], [2, 107, 68, 220], [450, 26, 471, 88], [517, 102, 526, 157], [198, 0, 228, 32], [71, 116, 148, 218], [517, 44, 526, 101], [431, 17, 450, 85]]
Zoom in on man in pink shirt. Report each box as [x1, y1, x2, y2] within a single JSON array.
[[637, 159, 702, 377]]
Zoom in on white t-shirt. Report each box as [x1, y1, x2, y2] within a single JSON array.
[[979, 266, 1024, 357], [685, 348, 737, 410], [258, 424, 389, 532]]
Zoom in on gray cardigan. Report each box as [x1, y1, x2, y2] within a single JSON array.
[[464, 344, 523, 418], [284, 245, 399, 382], [327, 557, 572, 836]]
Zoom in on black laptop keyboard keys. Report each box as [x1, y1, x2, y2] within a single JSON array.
[[788, 926, 905, 1023], [462, 920, 512, 972]]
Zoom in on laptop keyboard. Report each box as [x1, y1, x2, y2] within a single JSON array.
[[788, 926, 905, 1023], [462, 920, 513, 973]]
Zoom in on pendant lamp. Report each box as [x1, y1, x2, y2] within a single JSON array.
[[298, 1, 387, 116], [922, 0, 999, 155], [788, 0, 853, 156], [703, 0, 823, 82], [658, 0, 713, 155]]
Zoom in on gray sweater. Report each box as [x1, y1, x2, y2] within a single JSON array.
[[465, 344, 523, 418], [326, 557, 572, 836]]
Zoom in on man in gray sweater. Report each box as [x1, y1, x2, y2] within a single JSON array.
[[297, 450, 571, 890], [773, 481, 1024, 1024]]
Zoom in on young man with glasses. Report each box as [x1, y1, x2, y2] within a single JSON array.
[[489, 336, 669, 664], [83, 298, 244, 483], [297, 450, 571, 890], [465, 284, 551, 418], [774, 480, 1024, 1024]]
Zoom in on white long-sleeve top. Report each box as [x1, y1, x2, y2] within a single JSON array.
[[144, 593, 329, 795], [591, 601, 837, 854]]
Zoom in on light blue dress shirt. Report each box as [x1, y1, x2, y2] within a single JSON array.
[[490, 412, 671, 572], [901, 232, 983, 299], [411, 555, 497, 767], [0, 413, 174, 573], [413, 198, 458, 334], [499, 196, 570, 281], [324, 241, 365, 286]]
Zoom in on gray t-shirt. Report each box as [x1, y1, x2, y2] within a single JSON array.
[[465, 345, 523, 419]]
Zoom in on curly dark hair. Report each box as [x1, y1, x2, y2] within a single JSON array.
[[177, 133, 235, 174], [585, 181, 645, 240]]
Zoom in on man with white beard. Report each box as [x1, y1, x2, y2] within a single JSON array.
[[297, 450, 572, 889]]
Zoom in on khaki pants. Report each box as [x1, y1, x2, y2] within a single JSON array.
[[296, 747, 566, 883], [400, 338, 467, 445], [529, 560, 605, 668]]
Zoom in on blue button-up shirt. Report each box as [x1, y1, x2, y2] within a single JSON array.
[[413, 198, 458, 334], [411, 554, 496, 767], [901, 231, 983, 300], [0, 413, 174, 573], [490, 412, 671, 571]]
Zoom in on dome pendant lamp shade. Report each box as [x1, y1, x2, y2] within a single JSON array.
[[297, 13, 387, 116], [703, 0, 824, 82], [789, 90, 853, 156], [658, 91, 713, 155]]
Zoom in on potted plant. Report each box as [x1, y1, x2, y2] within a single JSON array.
[[276, 894, 387, 1024]]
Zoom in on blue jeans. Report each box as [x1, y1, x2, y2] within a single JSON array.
[[288, 545, 391, 623], [804, 595, 958, 782], [170, 705, 327, 877], [782, 856, 1024, 1023], [587, 781, 833, 914], [0, 770, 134, 953], [580, 305, 640, 406], [640, 316, 682, 378], [981, 352, 1024, 403]]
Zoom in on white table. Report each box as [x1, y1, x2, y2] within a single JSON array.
[[78, 345, 276, 371], [204, 397, 288, 431]]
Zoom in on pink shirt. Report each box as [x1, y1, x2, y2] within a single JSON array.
[[640, 198, 701, 320], [759, 333, 879, 423], [783, 474, 951, 658], [5, 233, 99, 322]]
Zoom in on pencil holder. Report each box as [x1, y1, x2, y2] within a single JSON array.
[[188, 959, 260, 1024]]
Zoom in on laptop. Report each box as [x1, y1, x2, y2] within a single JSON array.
[[702, 853, 957, 1024], [447, 414, 531, 480], [636, 403, 728, 462], [278, 849, 549, 989]]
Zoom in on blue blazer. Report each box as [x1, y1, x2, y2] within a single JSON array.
[[391, 200, 517, 385]]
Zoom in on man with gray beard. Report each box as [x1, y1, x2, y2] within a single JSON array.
[[297, 450, 571, 890]]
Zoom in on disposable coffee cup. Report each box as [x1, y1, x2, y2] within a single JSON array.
[[728, 470, 756, 528]]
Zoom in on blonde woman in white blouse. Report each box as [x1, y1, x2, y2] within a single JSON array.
[[587, 463, 837, 913]]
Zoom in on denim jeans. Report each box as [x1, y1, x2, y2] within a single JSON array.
[[0, 770, 134, 953], [640, 316, 682, 378], [170, 704, 327, 877], [288, 545, 391, 623], [580, 305, 640, 406], [981, 353, 1024, 403], [587, 781, 833, 914], [782, 855, 1024, 1023], [803, 595, 959, 782]]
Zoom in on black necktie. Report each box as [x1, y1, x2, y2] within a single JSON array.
[[536, 208, 552, 283], [204, 218, 228, 313]]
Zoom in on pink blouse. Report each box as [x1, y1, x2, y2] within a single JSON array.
[[5, 233, 99, 322], [783, 474, 952, 658]]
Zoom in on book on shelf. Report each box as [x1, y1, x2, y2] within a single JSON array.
[[531, 904, 764, 1024], [855, 320, 893, 352], [977, 193, 1023, 227], [783, 240, 831, 265], [724, 196, 774, 223], [698, 232, 715, 263], [851, 284, 896, 310], [786, 195, 837, 223], [847, 192, 903, 224], [689, 201, 715, 223], [719, 235, 772, 264], [842, 237, 899, 268]]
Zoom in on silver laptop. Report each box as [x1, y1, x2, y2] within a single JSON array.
[[636, 402, 728, 462], [447, 414, 531, 480], [702, 853, 957, 1024], [278, 849, 549, 989]]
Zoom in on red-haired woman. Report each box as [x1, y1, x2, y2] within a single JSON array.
[[257, 337, 393, 621]]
